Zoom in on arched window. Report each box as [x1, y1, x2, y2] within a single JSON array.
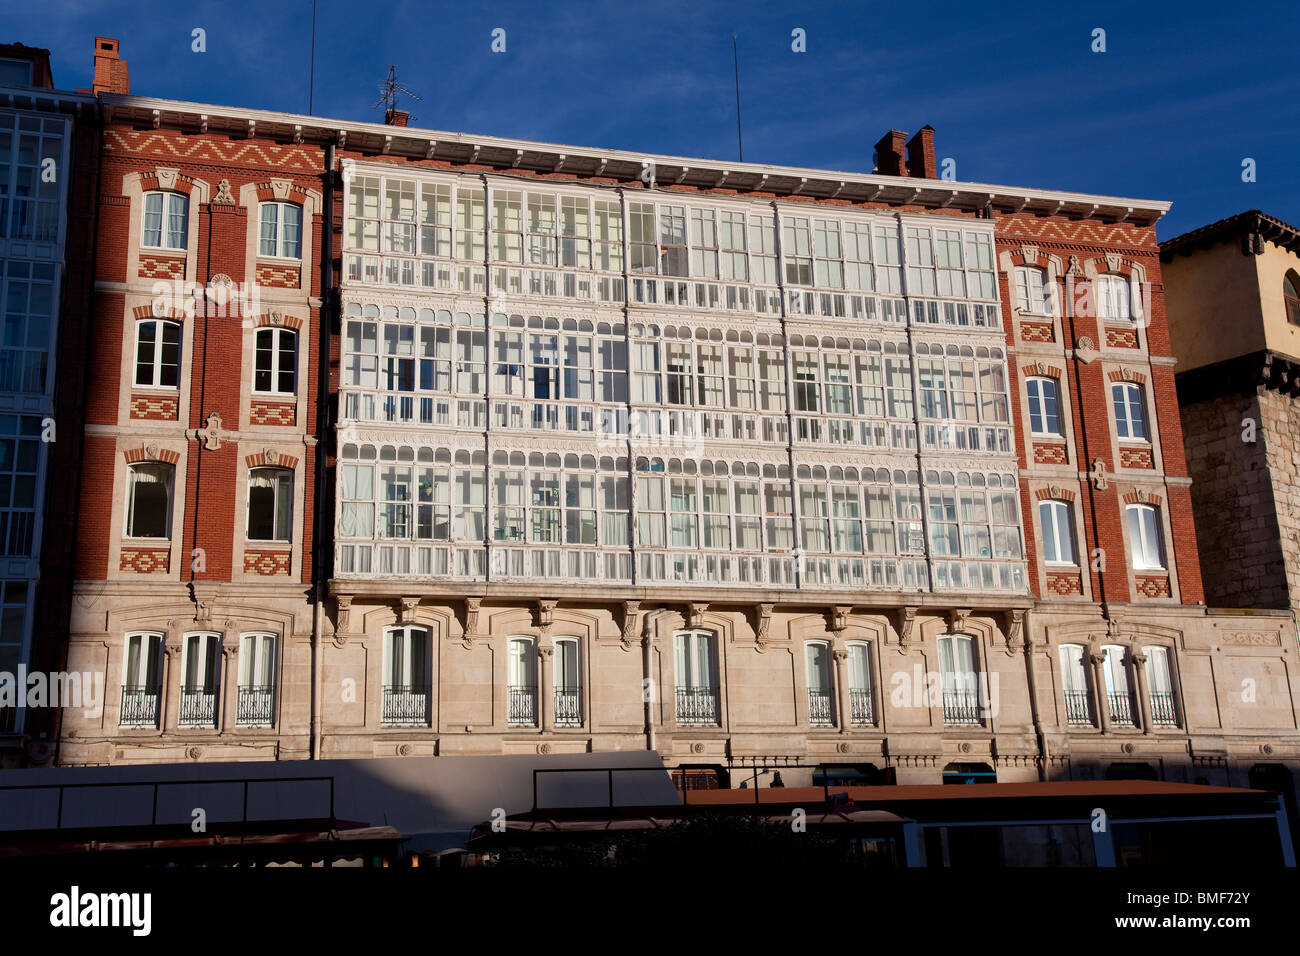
[[259, 201, 303, 259], [382, 625, 430, 726], [142, 191, 188, 251], [1126, 503, 1166, 570], [254, 327, 297, 395], [1039, 499, 1077, 566], [247, 467, 292, 542], [1059, 644, 1091, 725], [1025, 376, 1061, 436], [1013, 265, 1055, 316], [134, 319, 181, 388], [1285, 271, 1300, 327], [674, 629, 719, 725], [1111, 381, 1148, 440], [508, 636, 538, 726], [120, 631, 163, 728], [805, 641, 834, 726], [180, 631, 221, 728], [125, 461, 174, 539], [847, 642, 874, 726], [1096, 274, 1131, 321], [554, 637, 582, 727], [938, 634, 980, 725], [238, 632, 277, 727]]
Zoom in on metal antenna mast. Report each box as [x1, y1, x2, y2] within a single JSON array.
[[374, 65, 422, 124]]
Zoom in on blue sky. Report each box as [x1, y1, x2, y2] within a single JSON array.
[[12, 0, 1299, 238]]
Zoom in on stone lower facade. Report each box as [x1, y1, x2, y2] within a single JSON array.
[[55, 583, 1300, 792]]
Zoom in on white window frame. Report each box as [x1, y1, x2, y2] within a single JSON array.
[[383, 625, 430, 689], [1096, 274, 1132, 322], [1013, 265, 1056, 316], [1111, 381, 1149, 441], [239, 632, 277, 689], [122, 631, 162, 690], [246, 466, 293, 543], [259, 201, 303, 259], [1025, 376, 1062, 436], [674, 629, 717, 692], [1059, 643, 1088, 695], [253, 326, 298, 396], [124, 461, 174, 540], [1038, 499, 1078, 566], [142, 190, 189, 251], [1126, 503, 1166, 570], [133, 319, 182, 389], [180, 631, 221, 694]]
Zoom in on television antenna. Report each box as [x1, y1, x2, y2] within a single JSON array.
[[373, 65, 422, 124]]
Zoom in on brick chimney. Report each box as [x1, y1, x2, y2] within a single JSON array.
[[385, 108, 409, 127], [906, 125, 937, 180], [874, 130, 908, 177], [92, 36, 129, 95]]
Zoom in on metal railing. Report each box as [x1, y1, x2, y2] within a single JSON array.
[[508, 685, 538, 726], [1149, 691, 1178, 727], [179, 688, 216, 728], [381, 684, 430, 726], [554, 687, 582, 727], [1064, 690, 1092, 726], [849, 688, 874, 726], [237, 686, 276, 726], [942, 690, 982, 726], [675, 686, 720, 726], [808, 690, 835, 727], [1108, 691, 1136, 727], [119, 685, 160, 728]]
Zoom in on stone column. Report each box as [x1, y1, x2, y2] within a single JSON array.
[[833, 647, 850, 733], [538, 641, 553, 733], [163, 634, 182, 733], [1090, 652, 1111, 734], [220, 634, 240, 733], [1131, 650, 1152, 735]]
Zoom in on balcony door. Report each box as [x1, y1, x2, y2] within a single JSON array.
[[554, 637, 582, 727], [121, 632, 162, 728], [180, 632, 220, 728], [938, 634, 979, 725], [383, 626, 430, 726], [508, 636, 538, 726], [805, 642, 834, 726], [238, 633, 277, 727], [674, 630, 718, 725], [1059, 644, 1091, 726]]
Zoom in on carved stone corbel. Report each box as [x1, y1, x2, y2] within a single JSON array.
[[829, 605, 853, 634], [1004, 609, 1026, 657], [947, 608, 973, 634], [535, 599, 558, 629], [896, 606, 919, 655], [333, 595, 352, 648], [621, 601, 643, 652], [397, 596, 420, 624], [686, 602, 708, 629], [462, 597, 481, 649], [754, 603, 775, 650]]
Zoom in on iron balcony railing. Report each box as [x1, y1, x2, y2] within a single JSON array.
[[381, 684, 430, 726], [508, 685, 538, 726], [675, 686, 720, 726], [808, 690, 835, 727], [554, 686, 582, 727], [1064, 690, 1093, 726], [119, 685, 159, 728], [942, 690, 982, 726], [179, 687, 217, 728], [1108, 691, 1137, 727], [237, 686, 276, 726], [1149, 690, 1178, 727], [849, 688, 874, 726]]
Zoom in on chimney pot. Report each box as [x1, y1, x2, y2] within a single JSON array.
[[385, 108, 409, 127], [906, 125, 937, 180], [92, 36, 129, 95]]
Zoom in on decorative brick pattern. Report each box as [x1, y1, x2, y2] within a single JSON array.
[[1122, 490, 1163, 507], [120, 547, 171, 573], [1045, 570, 1084, 595], [1119, 446, 1154, 469], [1033, 443, 1068, 464], [1108, 368, 1147, 384], [1022, 363, 1063, 379], [255, 264, 300, 288], [131, 304, 186, 322], [244, 549, 291, 576], [1105, 326, 1139, 348], [245, 451, 300, 470], [250, 401, 296, 426], [253, 312, 303, 331], [254, 181, 309, 205], [1020, 321, 1054, 342], [129, 394, 179, 421], [1034, 487, 1077, 502], [1135, 574, 1172, 598], [139, 171, 199, 195], [123, 446, 182, 465], [139, 254, 185, 279], [104, 128, 320, 172], [999, 216, 1159, 249]]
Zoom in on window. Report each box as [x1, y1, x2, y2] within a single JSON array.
[[1111, 382, 1148, 440], [1013, 266, 1055, 315], [1039, 499, 1077, 566], [125, 462, 174, 539], [1059, 644, 1091, 725], [1025, 377, 1061, 436], [259, 202, 303, 258], [675, 630, 719, 725], [938, 634, 980, 725], [806, 642, 834, 726], [238, 633, 277, 726], [554, 637, 582, 727], [120, 632, 162, 728], [0, 414, 42, 557], [254, 327, 297, 394], [142, 191, 188, 250], [847, 643, 873, 725], [1096, 274, 1131, 321], [1126, 503, 1165, 570], [0, 57, 34, 86], [383, 625, 430, 725], [1101, 645, 1135, 725], [508, 636, 538, 726], [179, 632, 220, 728], [134, 320, 181, 388], [1145, 646, 1177, 727], [247, 467, 292, 542], [1285, 271, 1300, 327]]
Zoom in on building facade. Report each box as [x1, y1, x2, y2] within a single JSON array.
[[0, 43, 97, 762], [49, 38, 1300, 795]]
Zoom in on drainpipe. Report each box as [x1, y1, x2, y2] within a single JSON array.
[[1020, 618, 1049, 781], [642, 608, 670, 752], [311, 142, 336, 760]]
